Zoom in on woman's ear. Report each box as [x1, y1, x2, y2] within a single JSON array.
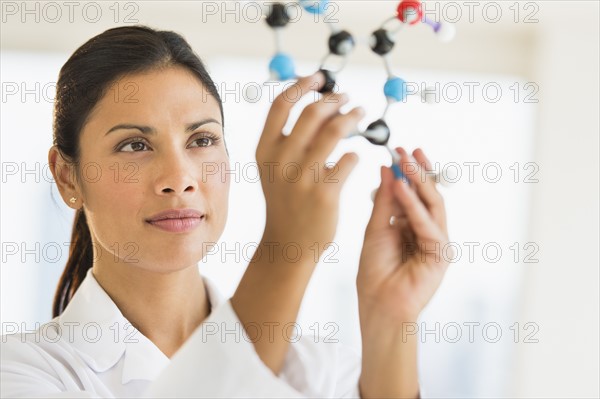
[[48, 146, 82, 209]]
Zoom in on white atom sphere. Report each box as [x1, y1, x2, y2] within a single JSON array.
[[437, 22, 456, 43]]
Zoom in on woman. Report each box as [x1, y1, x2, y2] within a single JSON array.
[[1, 25, 451, 398]]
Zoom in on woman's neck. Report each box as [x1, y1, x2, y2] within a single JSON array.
[[92, 262, 210, 358]]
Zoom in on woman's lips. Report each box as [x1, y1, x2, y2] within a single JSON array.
[[146, 216, 203, 233]]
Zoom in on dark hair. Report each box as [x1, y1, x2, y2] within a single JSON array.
[[52, 25, 224, 317]]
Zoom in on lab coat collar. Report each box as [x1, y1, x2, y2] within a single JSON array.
[[57, 267, 225, 384]]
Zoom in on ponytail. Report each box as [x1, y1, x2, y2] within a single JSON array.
[[52, 209, 93, 317]]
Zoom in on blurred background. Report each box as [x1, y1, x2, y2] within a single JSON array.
[[1, 1, 598, 397]]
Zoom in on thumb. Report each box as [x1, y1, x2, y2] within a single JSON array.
[[366, 166, 403, 231]]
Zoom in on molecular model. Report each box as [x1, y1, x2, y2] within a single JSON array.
[[247, 0, 456, 185]]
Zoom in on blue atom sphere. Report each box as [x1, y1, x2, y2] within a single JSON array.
[[299, 0, 329, 15], [269, 53, 295, 81], [384, 77, 408, 102]]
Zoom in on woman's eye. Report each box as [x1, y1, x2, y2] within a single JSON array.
[[119, 140, 149, 152], [190, 136, 216, 148], [115, 134, 219, 152]]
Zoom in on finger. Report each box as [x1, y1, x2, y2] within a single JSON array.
[[396, 147, 446, 230], [389, 214, 409, 228], [305, 106, 365, 166], [412, 148, 433, 170], [392, 174, 443, 242], [411, 148, 440, 190], [286, 92, 349, 153], [366, 166, 403, 231], [325, 152, 359, 191], [412, 148, 447, 232], [259, 72, 326, 148]]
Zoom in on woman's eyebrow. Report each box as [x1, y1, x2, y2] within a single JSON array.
[[104, 118, 221, 136]]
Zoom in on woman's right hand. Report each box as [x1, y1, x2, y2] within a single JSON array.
[[255, 72, 364, 260], [232, 72, 364, 374]]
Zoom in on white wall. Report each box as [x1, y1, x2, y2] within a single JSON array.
[[1, 51, 537, 397], [512, 3, 600, 397]]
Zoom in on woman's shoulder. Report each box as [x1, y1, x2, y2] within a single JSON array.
[[2, 322, 41, 359], [1, 316, 95, 370], [1, 319, 78, 394], [0, 268, 134, 397], [2, 317, 63, 353]]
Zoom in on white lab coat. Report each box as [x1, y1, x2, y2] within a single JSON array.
[[1, 268, 362, 398]]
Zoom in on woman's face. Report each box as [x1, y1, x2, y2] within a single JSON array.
[[76, 66, 229, 272]]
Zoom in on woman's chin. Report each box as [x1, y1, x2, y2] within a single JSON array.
[[121, 250, 205, 272]]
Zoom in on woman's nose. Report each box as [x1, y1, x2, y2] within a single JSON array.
[[154, 152, 198, 195]]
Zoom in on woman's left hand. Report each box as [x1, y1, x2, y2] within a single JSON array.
[[357, 147, 452, 325]]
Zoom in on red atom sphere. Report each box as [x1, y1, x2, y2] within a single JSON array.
[[396, 0, 423, 25]]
